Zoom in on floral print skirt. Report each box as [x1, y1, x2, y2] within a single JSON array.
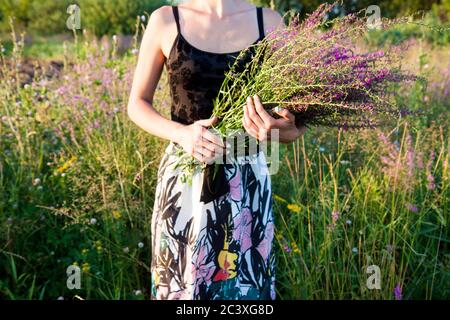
[[150, 142, 276, 300]]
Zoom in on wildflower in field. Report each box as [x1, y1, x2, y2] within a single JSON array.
[[394, 284, 403, 300], [141, 15, 146, 22], [340, 160, 351, 165], [291, 241, 300, 254], [123, 247, 130, 254], [56, 156, 77, 174], [135, 290, 142, 296], [273, 194, 287, 203], [131, 48, 139, 55], [112, 210, 122, 219], [406, 203, 418, 213], [283, 244, 292, 253], [134, 173, 141, 183], [90, 218, 97, 225], [81, 248, 89, 255], [352, 247, 358, 254], [319, 146, 326, 153], [332, 211, 340, 224], [138, 242, 144, 249], [345, 219, 352, 225], [6, 217, 13, 225], [81, 262, 90, 273], [287, 203, 301, 214], [57, 296, 64, 301]]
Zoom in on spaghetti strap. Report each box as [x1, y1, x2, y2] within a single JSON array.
[[256, 7, 265, 40], [172, 6, 181, 33]]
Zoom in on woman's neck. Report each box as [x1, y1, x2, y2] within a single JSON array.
[[190, 0, 250, 19]]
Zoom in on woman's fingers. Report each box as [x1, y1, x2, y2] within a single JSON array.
[[243, 104, 260, 139], [202, 127, 225, 149], [253, 95, 275, 127], [246, 96, 265, 129], [196, 116, 218, 127], [272, 106, 295, 123]]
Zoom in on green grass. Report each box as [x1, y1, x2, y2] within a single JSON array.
[[0, 23, 448, 300]]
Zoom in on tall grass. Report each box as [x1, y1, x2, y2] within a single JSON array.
[[0, 19, 448, 299]]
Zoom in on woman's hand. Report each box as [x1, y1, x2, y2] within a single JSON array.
[[172, 116, 226, 164], [243, 95, 307, 144]]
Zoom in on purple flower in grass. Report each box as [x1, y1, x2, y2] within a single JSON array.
[[406, 203, 418, 213], [394, 284, 402, 300]]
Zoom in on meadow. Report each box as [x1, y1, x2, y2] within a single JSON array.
[[0, 15, 448, 300]]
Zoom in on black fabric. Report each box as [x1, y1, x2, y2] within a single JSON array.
[[166, 5, 265, 203]]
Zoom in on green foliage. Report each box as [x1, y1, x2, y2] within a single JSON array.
[[77, 0, 166, 36], [0, 0, 167, 37], [365, 9, 450, 47]]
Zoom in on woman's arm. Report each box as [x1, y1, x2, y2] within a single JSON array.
[[127, 6, 224, 163], [127, 7, 183, 142]]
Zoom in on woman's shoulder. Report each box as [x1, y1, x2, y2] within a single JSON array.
[[261, 7, 285, 29], [148, 5, 175, 26]]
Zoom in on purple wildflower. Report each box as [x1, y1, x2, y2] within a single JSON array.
[[394, 284, 403, 300], [406, 203, 418, 213]]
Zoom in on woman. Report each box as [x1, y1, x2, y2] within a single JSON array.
[[127, 0, 306, 300]]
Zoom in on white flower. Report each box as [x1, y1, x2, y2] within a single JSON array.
[[345, 219, 352, 225], [57, 296, 64, 300], [123, 247, 130, 254], [141, 15, 146, 22], [340, 160, 350, 165], [33, 178, 41, 185], [7, 217, 13, 225], [61, 173, 66, 177], [131, 48, 139, 55], [24, 84, 30, 90], [1, 47, 5, 53], [134, 290, 142, 296], [138, 242, 144, 249], [352, 247, 358, 254], [37, 185, 43, 191], [319, 146, 326, 152], [90, 218, 97, 225], [113, 107, 120, 113], [112, 35, 117, 42]]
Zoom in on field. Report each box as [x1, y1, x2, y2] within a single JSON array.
[[0, 17, 449, 299]]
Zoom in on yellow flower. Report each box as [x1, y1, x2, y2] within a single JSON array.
[[81, 248, 89, 255], [273, 194, 287, 203], [81, 262, 90, 273], [72, 261, 79, 266], [112, 210, 121, 219], [56, 155, 77, 174], [287, 203, 301, 213], [291, 241, 301, 254]]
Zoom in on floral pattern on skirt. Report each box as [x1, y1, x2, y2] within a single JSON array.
[[150, 142, 275, 300]]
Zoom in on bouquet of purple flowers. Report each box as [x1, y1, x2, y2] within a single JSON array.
[[176, 3, 418, 181], [212, 2, 417, 135]]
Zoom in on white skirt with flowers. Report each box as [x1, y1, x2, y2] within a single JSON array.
[[150, 142, 275, 300]]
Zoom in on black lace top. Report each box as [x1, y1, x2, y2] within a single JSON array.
[[165, 5, 265, 125]]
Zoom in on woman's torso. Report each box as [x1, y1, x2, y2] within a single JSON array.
[[165, 5, 265, 125]]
